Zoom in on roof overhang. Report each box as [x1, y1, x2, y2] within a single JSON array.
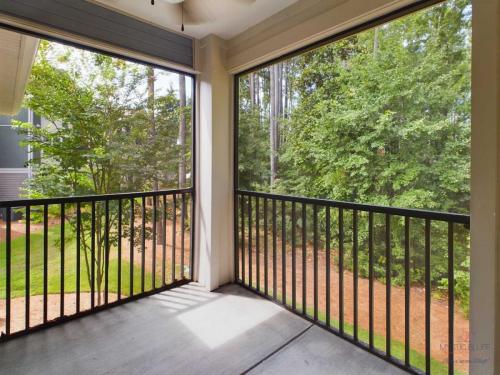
[[0, 28, 38, 115]]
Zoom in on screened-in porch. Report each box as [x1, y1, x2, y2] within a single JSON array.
[[0, 0, 498, 375]]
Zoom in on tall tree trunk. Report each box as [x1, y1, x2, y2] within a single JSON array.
[[178, 74, 187, 188], [284, 62, 289, 120], [255, 73, 261, 124], [269, 67, 276, 188], [249, 73, 255, 108], [269, 64, 282, 188]]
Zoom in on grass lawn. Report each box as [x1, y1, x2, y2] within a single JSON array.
[[0, 224, 167, 299]]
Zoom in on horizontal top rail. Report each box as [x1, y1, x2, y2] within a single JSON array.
[[0, 188, 192, 208], [237, 189, 470, 225]]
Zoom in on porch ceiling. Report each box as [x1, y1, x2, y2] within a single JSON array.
[[0, 283, 405, 375], [91, 0, 300, 40], [0, 28, 38, 116]]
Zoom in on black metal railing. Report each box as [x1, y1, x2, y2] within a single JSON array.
[[235, 189, 470, 375], [0, 188, 194, 340]]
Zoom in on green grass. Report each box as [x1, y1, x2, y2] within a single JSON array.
[[0, 224, 166, 299], [250, 284, 466, 375]]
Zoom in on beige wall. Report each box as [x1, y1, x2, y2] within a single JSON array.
[[470, 0, 500, 373], [225, 0, 418, 73]]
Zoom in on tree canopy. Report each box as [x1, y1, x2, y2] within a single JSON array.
[[13, 40, 193, 303], [16, 40, 192, 199], [238, 0, 471, 215], [237, 0, 471, 313]]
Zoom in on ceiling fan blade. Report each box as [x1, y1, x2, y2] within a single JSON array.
[[152, 0, 257, 28], [183, 1, 212, 24], [150, 1, 203, 25]]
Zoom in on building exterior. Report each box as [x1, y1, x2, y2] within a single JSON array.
[[0, 108, 39, 204]]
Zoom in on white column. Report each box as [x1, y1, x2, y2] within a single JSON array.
[[194, 35, 234, 290], [470, 0, 500, 373]]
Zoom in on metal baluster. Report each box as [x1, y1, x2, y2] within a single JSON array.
[[25, 206, 30, 329], [141, 197, 146, 293], [369, 212, 374, 349], [256, 197, 260, 291], [234, 195, 239, 282], [302, 203, 307, 315], [339, 208, 344, 334], [404, 216, 410, 365], [282, 200, 287, 305], [60, 204, 65, 316], [448, 222, 454, 375], [292, 202, 297, 310], [172, 194, 177, 283], [5, 207, 11, 335], [313, 204, 318, 320], [248, 196, 253, 287], [90, 202, 94, 307], [153, 195, 157, 288], [189, 192, 195, 280], [117, 199, 122, 300], [272, 199, 277, 299], [425, 218, 431, 374], [76, 202, 82, 314], [386, 214, 391, 355], [181, 193, 186, 280], [105, 200, 110, 304], [162, 195, 167, 286], [129, 199, 134, 297], [264, 198, 269, 295], [43, 204, 48, 323], [241, 196, 245, 284], [353, 210, 358, 341], [325, 206, 331, 327]]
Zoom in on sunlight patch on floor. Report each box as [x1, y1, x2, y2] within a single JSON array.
[[177, 292, 279, 349]]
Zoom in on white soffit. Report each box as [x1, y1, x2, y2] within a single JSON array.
[[91, 0, 300, 40], [0, 28, 39, 115]]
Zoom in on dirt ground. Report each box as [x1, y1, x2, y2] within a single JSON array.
[[0, 220, 57, 241], [0, 292, 119, 334], [119, 220, 191, 279], [241, 245, 469, 372]]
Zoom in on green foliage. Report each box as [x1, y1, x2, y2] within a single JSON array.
[[237, 0, 471, 312], [12, 40, 191, 303]]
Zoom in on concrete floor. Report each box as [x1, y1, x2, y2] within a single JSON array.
[[0, 283, 407, 375]]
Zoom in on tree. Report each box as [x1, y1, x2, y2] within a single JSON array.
[[15, 41, 191, 302], [236, 0, 472, 310]]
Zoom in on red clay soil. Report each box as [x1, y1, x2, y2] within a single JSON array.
[[0, 220, 57, 241], [119, 220, 191, 278], [241, 246, 469, 372], [0, 292, 118, 334]]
